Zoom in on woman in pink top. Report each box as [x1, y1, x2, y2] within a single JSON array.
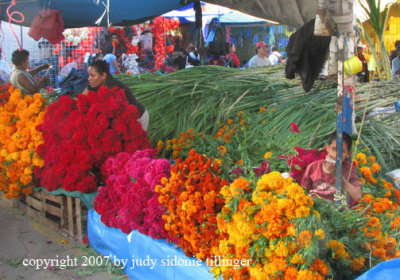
[[301, 131, 361, 206]]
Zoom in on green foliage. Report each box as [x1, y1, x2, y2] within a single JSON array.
[[120, 66, 400, 172]]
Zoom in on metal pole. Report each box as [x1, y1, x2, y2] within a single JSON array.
[[20, 24, 23, 48], [335, 34, 345, 206]]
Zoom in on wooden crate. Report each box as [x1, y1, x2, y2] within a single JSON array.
[[19, 191, 88, 243]]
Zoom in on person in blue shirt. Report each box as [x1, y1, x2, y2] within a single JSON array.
[[102, 45, 121, 74]]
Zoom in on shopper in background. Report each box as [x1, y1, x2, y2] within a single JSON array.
[[356, 45, 369, 83], [187, 45, 201, 66], [268, 45, 283, 65], [389, 40, 400, 67], [209, 55, 224, 66], [103, 45, 121, 74], [392, 46, 400, 82], [0, 49, 11, 84], [225, 43, 240, 68], [10, 49, 50, 94], [173, 48, 187, 70], [248, 42, 271, 68]]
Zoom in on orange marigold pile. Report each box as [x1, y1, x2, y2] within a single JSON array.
[[0, 86, 46, 198], [155, 149, 228, 260]]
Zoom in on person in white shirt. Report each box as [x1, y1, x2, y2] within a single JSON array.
[[248, 42, 271, 68], [0, 49, 11, 84], [268, 46, 283, 65]]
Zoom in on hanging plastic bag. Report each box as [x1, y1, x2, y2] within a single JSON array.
[[208, 24, 229, 56]]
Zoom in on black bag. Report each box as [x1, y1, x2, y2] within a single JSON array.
[[208, 24, 229, 56], [59, 68, 89, 96]]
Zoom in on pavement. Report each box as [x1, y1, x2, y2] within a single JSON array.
[[0, 197, 129, 280]]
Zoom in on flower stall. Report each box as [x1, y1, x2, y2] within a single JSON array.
[[1, 64, 399, 279]]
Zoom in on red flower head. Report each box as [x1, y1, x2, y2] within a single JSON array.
[[290, 122, 300, 134]]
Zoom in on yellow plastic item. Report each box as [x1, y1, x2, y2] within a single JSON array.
[[344, 56, 362, 76]]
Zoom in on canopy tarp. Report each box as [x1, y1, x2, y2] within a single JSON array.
[[204, 0, 318, 27], [1, 0, 317, 29], [163, 1, 277, 24], [0, 0, 196, 28]]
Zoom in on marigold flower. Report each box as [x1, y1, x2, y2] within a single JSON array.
[[218, 145, 227, 155], [298, 231, 312, 248], [390, 217, 400, 230], [363, 193, 374, 203], [311, 258, 329, 275], [264, 152, 272, 160], [371, 163, 380, 173], [356, 153, 367, 165], [297, 269, 314, 280], [314, 229, 325, 240]]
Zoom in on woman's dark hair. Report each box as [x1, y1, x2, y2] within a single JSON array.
[[105, 45, 114, 54], [89, 60, 110, 76], [328, 131, 353, 150], [12, 49, 29, 66]]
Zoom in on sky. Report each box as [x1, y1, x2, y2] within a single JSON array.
[[355, 0, 399, 21]]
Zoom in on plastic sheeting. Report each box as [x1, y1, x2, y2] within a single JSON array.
[[87, 209, 218, 280], [204, 0, 318, 27], [355, 258, 400, 280], [34, 187, 97, 209], [0, 0, 196, 28]]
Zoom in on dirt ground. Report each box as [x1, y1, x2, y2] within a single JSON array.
[[0, 197, 129, 280]]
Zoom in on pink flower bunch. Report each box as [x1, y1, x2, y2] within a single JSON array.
[[288, 146, 327, 182], [94, 149, 170, 239], [35, 86, 150, 192]]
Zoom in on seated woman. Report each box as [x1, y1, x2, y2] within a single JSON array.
[[10, 49, 50, 94], [301, 131, 361, 207], [82, 60, 149, 131]]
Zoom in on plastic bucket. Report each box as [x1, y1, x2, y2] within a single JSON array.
[[344, 56, 362, 76]]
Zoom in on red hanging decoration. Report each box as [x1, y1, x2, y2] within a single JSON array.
[[150, 17, 180, 71]]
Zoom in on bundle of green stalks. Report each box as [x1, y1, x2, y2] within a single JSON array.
[[118, 65, 400, 172]]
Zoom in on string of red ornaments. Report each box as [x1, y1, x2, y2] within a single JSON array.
[[150, 17, 180, 70]]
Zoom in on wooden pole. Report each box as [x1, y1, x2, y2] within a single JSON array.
[[335, 34, 345, 206]]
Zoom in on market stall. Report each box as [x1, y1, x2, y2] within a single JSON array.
[[0, 0, 399, 280]]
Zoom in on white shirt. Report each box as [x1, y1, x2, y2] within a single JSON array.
[[269, 51, 282, 65], [0, 60, 11, 82], [248, 55, 271, 68]]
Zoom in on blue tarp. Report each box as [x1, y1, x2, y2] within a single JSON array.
[[89, 209, 400, 279], [355, 258, 400, 280], [1, 0, 196, 28], [163, 1, 275, 25], [87, 209, 218, 280]]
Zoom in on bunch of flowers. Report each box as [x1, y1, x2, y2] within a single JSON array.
[[212, 149, 400, 279], [0, 86, 47, 198], [94, 149, 170, 238], [35, 86, 150, 192], [0, 84, 11, 105], [155, 149, 228, 259], [214, 172, 330, 280], [353, 152, 400, 264], [156, 111, 278, 180], [287, 146, 327, 182]]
